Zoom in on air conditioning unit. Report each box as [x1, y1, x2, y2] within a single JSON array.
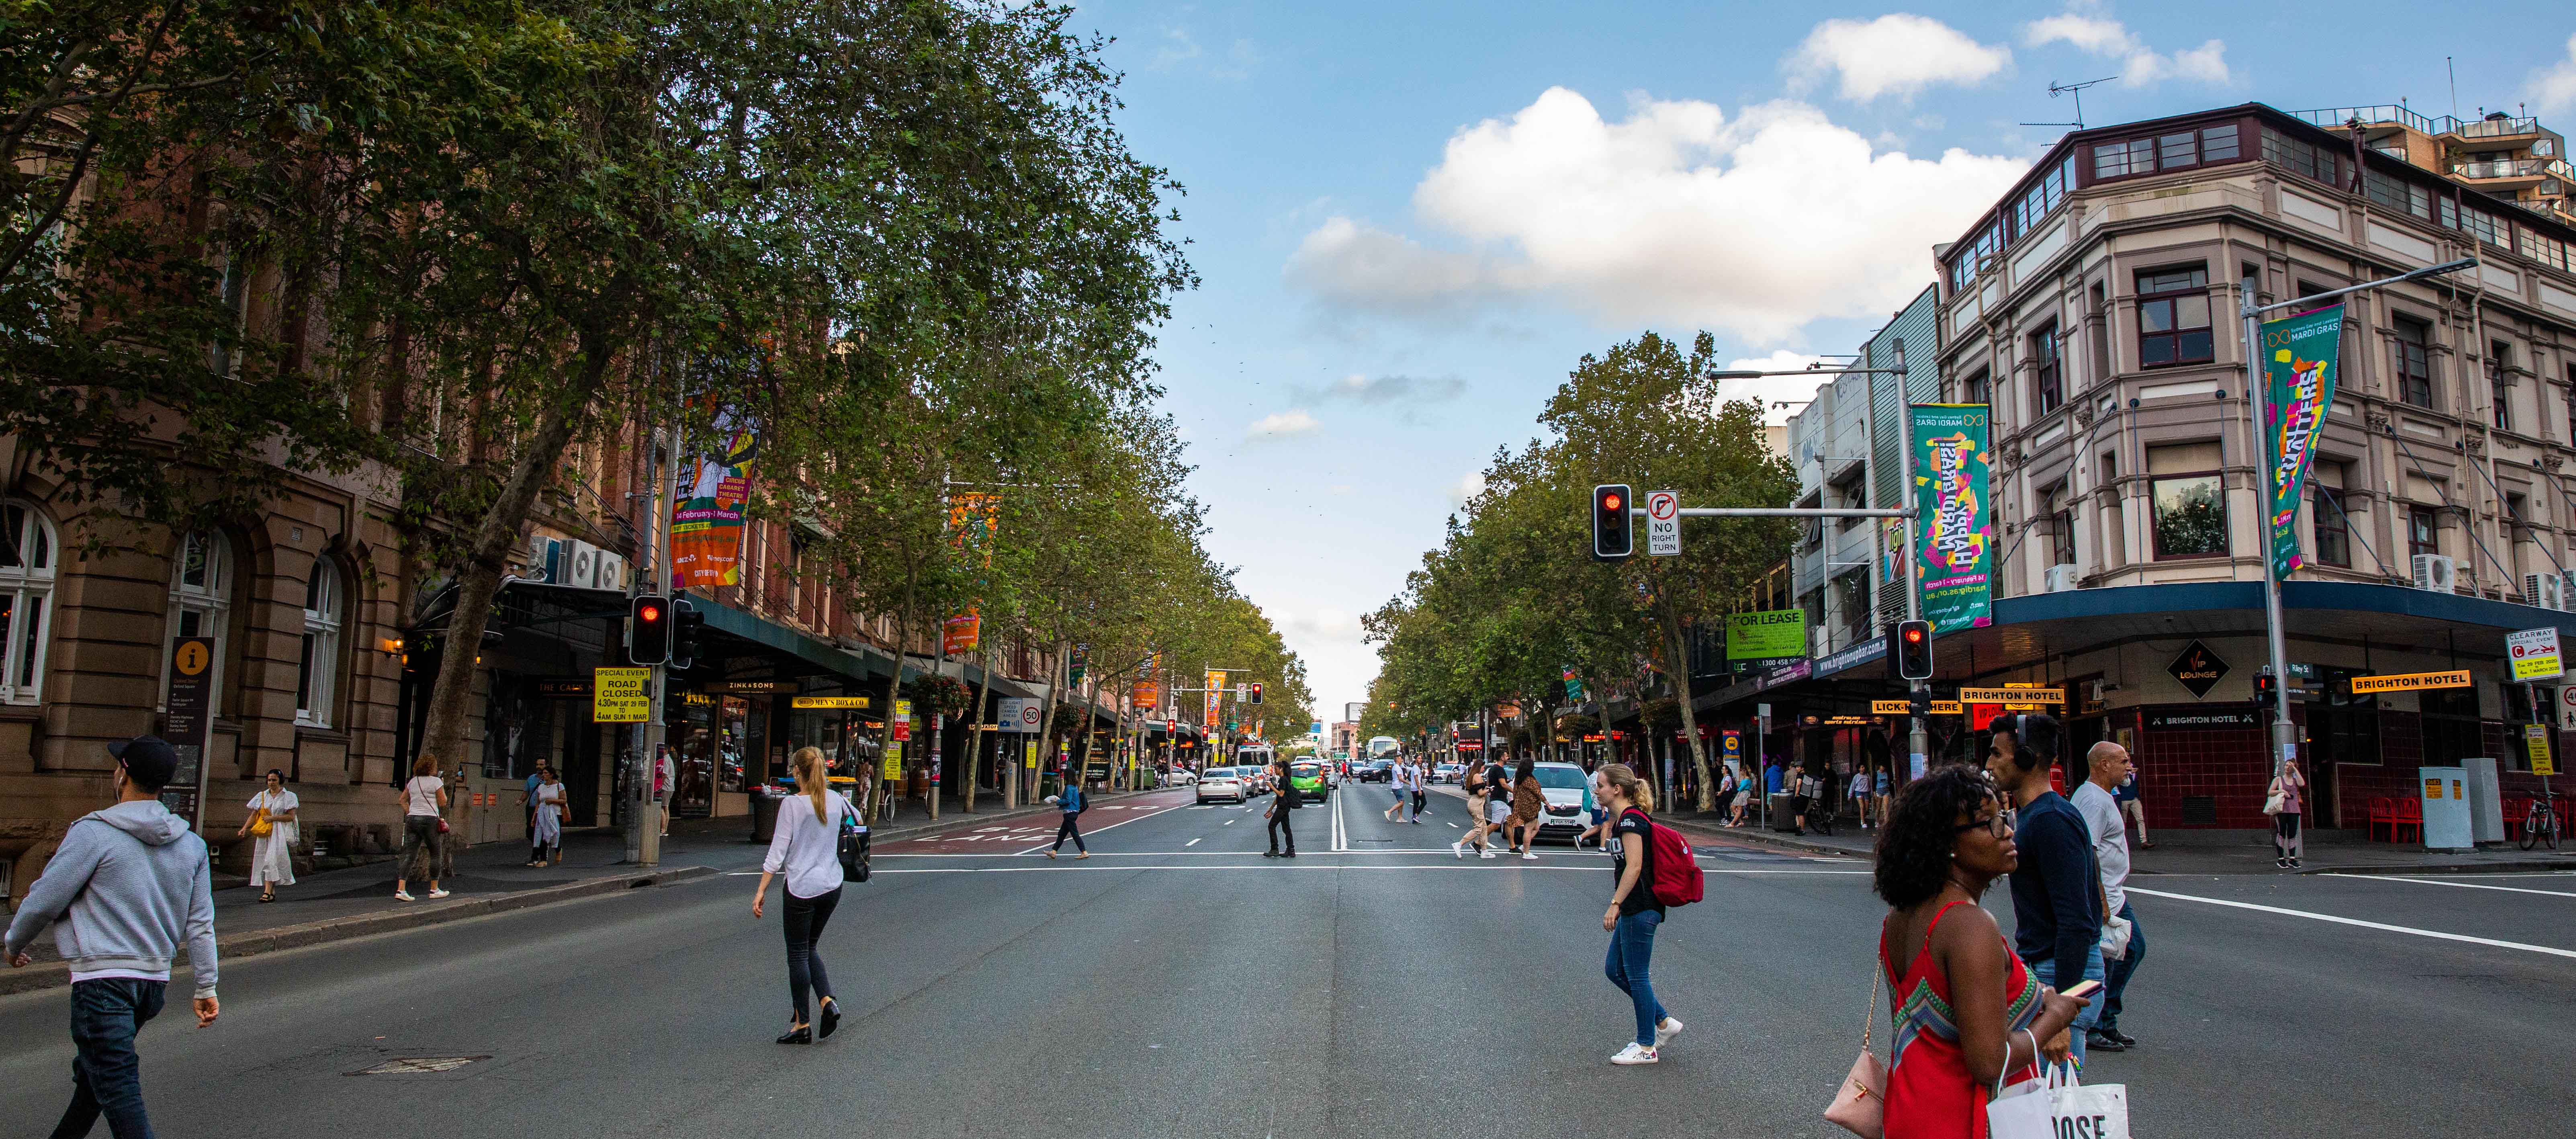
[[592, 550, 627, 592], [2411, 554, 2458, 593], [2526, 572, 2566, 611], [2043, 564, 2082, 593], [524, 535, 565, 583]]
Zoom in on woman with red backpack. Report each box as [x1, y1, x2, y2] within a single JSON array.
[[1597, 762, 1685, 1065]]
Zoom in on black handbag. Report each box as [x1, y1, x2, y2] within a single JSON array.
[[838, 809, 870, 883]]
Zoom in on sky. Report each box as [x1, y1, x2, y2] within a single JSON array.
[[1066, 0, 2576, 724]]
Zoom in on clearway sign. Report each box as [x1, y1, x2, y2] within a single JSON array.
[[1645, 491, 1680, 556], [2507, 626, 2564, 682]]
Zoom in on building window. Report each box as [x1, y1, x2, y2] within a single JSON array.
[[2050, 508, 2077, 568], [2363, 167, 2433, 220], [1949, 222, 2003, 292], [2259, 127, 2342, 186], [2093, 137, 2154, 179], [164, 531, 233, 717], [2408, 506, 2439, 559], [2136, 266, 2213, 367], [1963, 368, 1990, 406], [2032, 324, 2063, 414], [2007, 158, 2075, 240], [2151, 474, 2228, 559], [2393, 317, 2434, 409], [0, 501, 59, 705], [295, 557, 343, 728], [2313, 486, 2351, 568], [2198, 124, 2241, 162], [2488, 341, 2513, 430]]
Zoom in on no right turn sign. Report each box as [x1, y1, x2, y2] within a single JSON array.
[[1645, 491, 1680, 556]]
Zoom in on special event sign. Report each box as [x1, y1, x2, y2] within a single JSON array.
[[2261, 303, 2344, 579], [1909, 405, 1993, 634]]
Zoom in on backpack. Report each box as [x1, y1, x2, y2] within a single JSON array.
[[1627, 809, 1704, 908]]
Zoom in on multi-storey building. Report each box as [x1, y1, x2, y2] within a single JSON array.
[[2285, 104, 2573, 227]]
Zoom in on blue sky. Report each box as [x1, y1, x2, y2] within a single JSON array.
[[1070, 1, 2576, 721]]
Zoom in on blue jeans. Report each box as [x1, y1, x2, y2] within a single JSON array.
[[2025, 943, 2106, 1066], [2100, 902, 2144, 1032], [53, 977, 164, 1139], [1604, 910, 1669, 1047]]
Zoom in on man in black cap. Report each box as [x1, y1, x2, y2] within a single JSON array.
[[7, 735, 221, 1139]]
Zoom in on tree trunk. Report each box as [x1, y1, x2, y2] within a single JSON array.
[[962, 645, 994, 813], [1665, 617, 1715, 813], [417, 348, 612, 871]]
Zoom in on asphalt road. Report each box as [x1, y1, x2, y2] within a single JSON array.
[[4, 781, 2570, 1138]]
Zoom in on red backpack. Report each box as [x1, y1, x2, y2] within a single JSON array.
[[1625, 809, 1704, 907]]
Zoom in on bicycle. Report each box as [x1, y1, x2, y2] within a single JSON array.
[[2521, 796, 2560, 851]]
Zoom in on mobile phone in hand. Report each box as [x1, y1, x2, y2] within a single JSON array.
[[2059, 979, 2102, 1000]]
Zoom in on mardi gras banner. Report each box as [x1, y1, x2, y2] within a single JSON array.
[[1203, 669, 1225, 721], [941, 612, 980, 655], [2261, 303, 2344, 580], [1909, 404, 1993, 635], [947, 492, 1001, 566], [672, 425, 757, 589]]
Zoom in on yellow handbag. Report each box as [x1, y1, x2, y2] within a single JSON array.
[[249, 807, 272, 837]]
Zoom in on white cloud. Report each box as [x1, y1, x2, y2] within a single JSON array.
[[2023, 11, 2231, 87], [1245, 409, 1321, 439], [1287, 89, 2031, 343], [1790, 15, 2011, 102], [1314, 372, 1468, 405], [2531, 33, 2576, 115], [1715, 351, 1833, 425], [1448, 471, 1488, 505], [1281, 606, 1366, 645]]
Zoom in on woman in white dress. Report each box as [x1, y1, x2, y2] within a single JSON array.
[[528, 768, 568, 866], [236, 768, 299, 901]]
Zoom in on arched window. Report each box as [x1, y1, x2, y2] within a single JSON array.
[[0, 501, 59, 704], [296, 557, 344, 727], [164, 530, 233, 717]]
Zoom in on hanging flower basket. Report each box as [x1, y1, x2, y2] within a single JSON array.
[[904, 673, 972, 719]]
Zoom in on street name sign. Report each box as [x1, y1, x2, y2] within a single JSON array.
[[2508, 626, 2564, 681], [1645, 490, 1680, 556], [1957, 687, 2064, 705], [593, 667, 652, 722], [2349, 669, 2474, 694]]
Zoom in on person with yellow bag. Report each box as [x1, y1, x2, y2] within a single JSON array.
[[237, 768, 299, 901]]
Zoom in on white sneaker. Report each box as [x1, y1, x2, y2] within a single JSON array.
[[1655, 1017, 1684, 1046], [1480, 850, 1497, 859], [1451, 841, 1465, 859], [428, 888, 450, 899], [393, 890, 415, 901], [1610, 1043, 1659, 1065], [1522, 852, 1538, 860]]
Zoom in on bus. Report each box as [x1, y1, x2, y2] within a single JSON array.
[[1365, 736, 1401, 760]]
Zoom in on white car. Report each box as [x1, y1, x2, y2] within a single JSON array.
[[1526, 762, 1598, 844], [1163, 768, 1198, 787], [1196, 767, 1248, 804]]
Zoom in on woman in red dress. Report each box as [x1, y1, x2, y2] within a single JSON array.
[[1875, 765, 2089, 1138]]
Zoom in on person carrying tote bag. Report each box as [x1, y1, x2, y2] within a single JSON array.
[[1985, 1058, 2130, 1139]]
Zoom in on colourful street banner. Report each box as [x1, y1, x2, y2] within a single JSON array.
[[1203, 669, 1226, 721], [941, 612, 980, 655], [2261, 303, 2344, 580], [1561, 666, 1584, 701], [671, 424, 757, 589], [1909, 404, 1993, 635]]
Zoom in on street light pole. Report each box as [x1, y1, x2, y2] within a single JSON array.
[[2241, 257, 2477, 783]]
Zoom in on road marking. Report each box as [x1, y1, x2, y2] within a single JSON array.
[[866, 865, 1872, 875], [1224, 819, 1235, 825], [1186, 838, 1201, 847], [2127, 885, 2576, 960], [1009, 802, 1188, 856], [2322, 873, 2576, 899]]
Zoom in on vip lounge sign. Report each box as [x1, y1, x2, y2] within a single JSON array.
[[2261, 303, 2343, 580], [2167, 640, 2230, 699], [1910, 405, 1993, 635]]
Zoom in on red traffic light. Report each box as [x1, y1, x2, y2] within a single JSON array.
[[1903, 625, 1925, 645], [639, 603, 663, 623], [1602, 492, 1623, 511]]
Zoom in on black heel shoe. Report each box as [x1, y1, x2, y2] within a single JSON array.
[[776, 1025, 812, 1045], [818, 1000, 841, 1040]]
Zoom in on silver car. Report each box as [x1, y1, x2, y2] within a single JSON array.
[[1528, 762, 1598, 844], [1196, 766, 1248, 804]]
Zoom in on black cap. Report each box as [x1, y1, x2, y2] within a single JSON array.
[[108, 735, 180, 793]]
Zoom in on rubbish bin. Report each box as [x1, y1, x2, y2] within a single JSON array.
[[750, 789, 783, 844], [1768, 793, 1799, 832]]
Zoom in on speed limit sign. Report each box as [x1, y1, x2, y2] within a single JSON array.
[[2557, 684, 2576, 732]]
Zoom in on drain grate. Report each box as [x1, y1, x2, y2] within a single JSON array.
[[350, 1056, 489, 1075]]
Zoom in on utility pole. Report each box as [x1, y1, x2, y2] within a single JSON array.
[[629, 415, 678, 867]]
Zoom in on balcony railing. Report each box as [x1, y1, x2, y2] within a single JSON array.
[[2453, 158, 2551, 180], [2453, 115, 2541, 140], [2287, 104, 2435, 134]]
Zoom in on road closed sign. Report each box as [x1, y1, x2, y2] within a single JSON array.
[[1645, 490, 1680, 556], [2508, 626, 2564, 681], [593, 667, 651, 722]]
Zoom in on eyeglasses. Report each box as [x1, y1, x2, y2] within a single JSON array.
[[1953, 810, 2013, 839]]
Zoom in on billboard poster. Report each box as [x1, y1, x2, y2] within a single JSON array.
[[1909, 404, 1993, 634], [2261, 303, 2344, 580], [1725, 610, 1807, 664], [671, 422, 756, 589]]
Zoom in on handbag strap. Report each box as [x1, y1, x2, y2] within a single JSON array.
[[1857, 957, 1882, 1053]]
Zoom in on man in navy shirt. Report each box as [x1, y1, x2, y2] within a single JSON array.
[[1987, 713, 2103, 1065]]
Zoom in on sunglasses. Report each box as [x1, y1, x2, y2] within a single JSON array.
[[1954, 809, 2013, 839]]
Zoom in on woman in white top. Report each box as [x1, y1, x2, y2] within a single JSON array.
[[754, 747, 851, 1045], [237, 768, 299, 901], [527, 768, 568, 866], [394, 754, 450, 901]]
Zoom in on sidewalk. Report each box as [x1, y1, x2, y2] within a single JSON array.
[[2, 786, 1157, 996], [1657, 808, 2576, 877]]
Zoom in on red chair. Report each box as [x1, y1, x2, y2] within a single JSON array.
[[2394, 798, 2423, 844], [2366, 797, 2395, 842]]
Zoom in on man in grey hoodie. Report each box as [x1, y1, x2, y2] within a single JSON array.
[[7, 735, 220, 1139]]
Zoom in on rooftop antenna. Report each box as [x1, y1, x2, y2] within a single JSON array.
[[2019, 76, 2119, 132], [2447, 57, 2457, 120]]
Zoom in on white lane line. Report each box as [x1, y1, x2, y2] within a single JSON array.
[[1224, 819, 1236, 825], [2322, 873, 2576, 899], [1010, 801, 1189, 856], [2126, 885, 2576, 960], [1449, 822, 1461, 828], [1186, 838, 1202, 847], [866, 865, 1872, 875]]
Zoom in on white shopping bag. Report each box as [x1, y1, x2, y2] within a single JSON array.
[[1987, 1063, 2130, 1139]]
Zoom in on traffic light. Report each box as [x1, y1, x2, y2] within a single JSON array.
[[2254, 668, 2277, 703], [672, 598, 705, 665], [1247, 681, 1264, 705], [1892, 619, 1934, 680], [1592, 484, 1633, 560], [627, 594, 670, 665]]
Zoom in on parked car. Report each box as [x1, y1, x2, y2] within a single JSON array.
[[1287, 759, 1330, 803], [1196, 767, 1248, 804], [1434, 762, 1464, 784], [1163, 768, 1198, 787], [1526, 762, 1597, 844]]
